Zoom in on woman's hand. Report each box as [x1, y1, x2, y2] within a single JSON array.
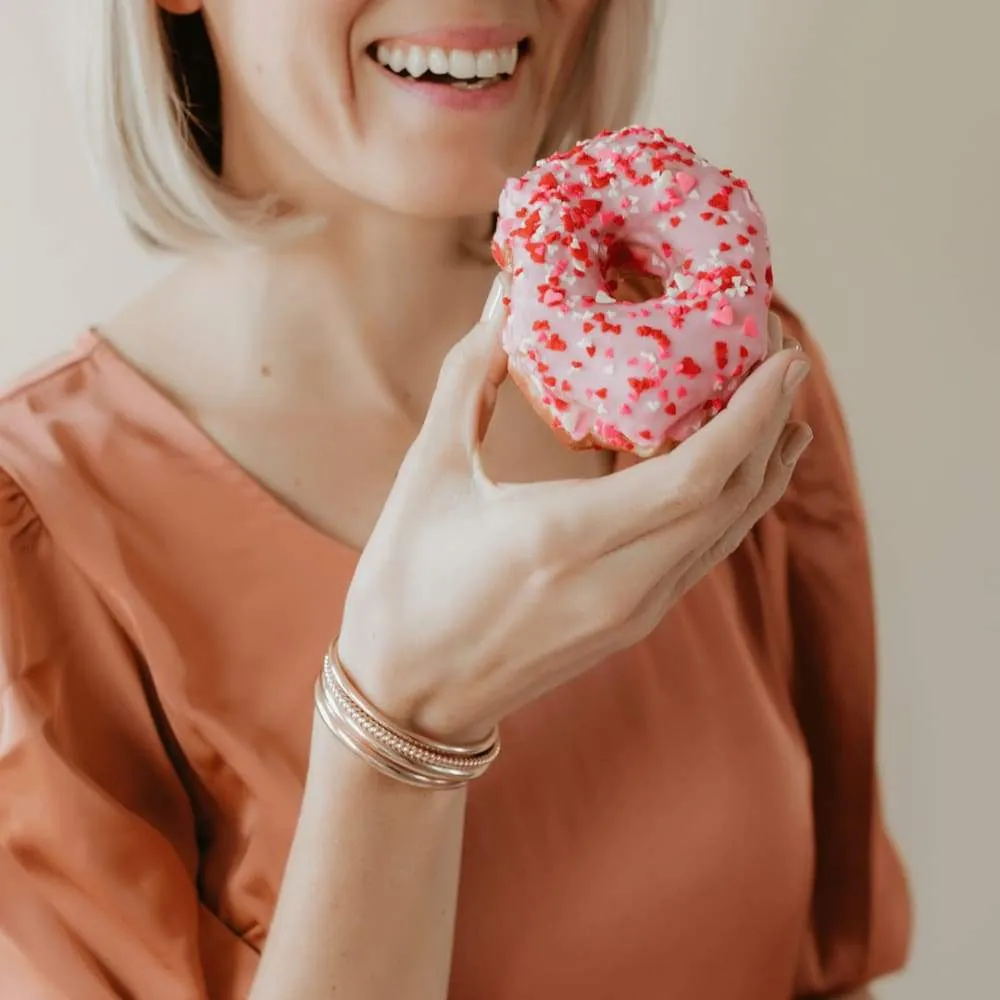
[[338, 276, 811, 742]]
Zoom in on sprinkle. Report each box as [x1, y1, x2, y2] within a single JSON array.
[[708, 189, 731, 212], [711, 303, 735, 327], [675, 172, 697, 194]]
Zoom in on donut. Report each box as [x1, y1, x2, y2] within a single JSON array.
[[492, 125, 774, 458]]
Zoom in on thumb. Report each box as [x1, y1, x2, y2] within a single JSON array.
[[422, 273, 511, 464]]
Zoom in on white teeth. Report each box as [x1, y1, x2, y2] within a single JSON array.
[[498, 46, 518, 75], [374, 41, 521, 81], [388, 47, 407, 74], [406, 48, 428, 77], [476, 50, 499, 78], [448, 50, 478, 79], [427, 47, 450, 75]]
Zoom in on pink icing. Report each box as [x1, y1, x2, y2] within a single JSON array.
[[492, 126, 774, 457]]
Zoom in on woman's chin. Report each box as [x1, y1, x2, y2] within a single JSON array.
[[361, 156, 514, 221]]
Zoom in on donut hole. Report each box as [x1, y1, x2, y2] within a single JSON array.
[[600, 241, 667, 303]]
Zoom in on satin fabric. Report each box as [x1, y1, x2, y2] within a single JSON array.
[[0, 303, 911, 999]]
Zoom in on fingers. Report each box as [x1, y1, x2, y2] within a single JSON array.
[[767, 308, 783, 359], [556, 341, 811, 555], [418, 273, 511, 469], [672, 421, 812, 595], [604, 420, 813, 642]]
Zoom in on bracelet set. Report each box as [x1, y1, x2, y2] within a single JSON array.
[[313, 641, 501, 789]]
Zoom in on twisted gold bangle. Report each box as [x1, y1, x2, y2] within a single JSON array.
[[313, 640, 501, 789]]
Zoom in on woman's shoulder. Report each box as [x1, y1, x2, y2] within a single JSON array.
[[0, 329, 103, 432], [0, 330, 107, 501]]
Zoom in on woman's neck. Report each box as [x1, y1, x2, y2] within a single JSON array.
[[133, 205, 498, 410]]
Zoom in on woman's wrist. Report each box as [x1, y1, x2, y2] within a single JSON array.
[[335, 626, 497, 746], [318, 638, 501, 787]]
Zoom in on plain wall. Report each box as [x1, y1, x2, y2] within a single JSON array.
[[2, 2, 998, 996]]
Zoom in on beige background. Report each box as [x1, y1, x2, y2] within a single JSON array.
[[1, 1, 997, 996]]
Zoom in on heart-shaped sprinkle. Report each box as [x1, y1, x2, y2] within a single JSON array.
[[675, 171, 698, 194]]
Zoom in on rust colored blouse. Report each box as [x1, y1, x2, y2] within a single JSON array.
[[0, 306, 910, 999]]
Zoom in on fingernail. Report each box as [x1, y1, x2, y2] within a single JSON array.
[[783, 334, 802, 352], [782, 424, 813, 465], [481, 274, 505, 322], [768, 311, 783, 342], [783, 358, 811, 394]]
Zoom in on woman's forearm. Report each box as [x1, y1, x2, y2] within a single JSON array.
[[249, 716, 468, 1000]]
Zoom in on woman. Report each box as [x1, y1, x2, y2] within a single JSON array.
[[0, 1, 911, 997]]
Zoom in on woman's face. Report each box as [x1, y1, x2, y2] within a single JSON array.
[[162, 0, 598, 219]]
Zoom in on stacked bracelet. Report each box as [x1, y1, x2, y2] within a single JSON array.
[[313, 640, 501, 789]]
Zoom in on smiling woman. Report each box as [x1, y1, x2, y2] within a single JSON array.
[[0, 1, 910, 998], [83, 0, 654, 249]]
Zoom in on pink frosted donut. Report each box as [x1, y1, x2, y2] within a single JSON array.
[[492, 126, 774, 458]]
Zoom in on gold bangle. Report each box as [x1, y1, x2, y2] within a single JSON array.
[[313, 640, 501, 789]]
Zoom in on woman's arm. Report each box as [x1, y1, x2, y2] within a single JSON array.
[[249, 722, 468, 1000], [252, 302, 810, 999], [772, 298, 912, 998]]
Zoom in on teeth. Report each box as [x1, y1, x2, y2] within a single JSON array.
[[406, 48, 428, 77], [475, 50, 499, 78], [388, 47, 407, 74], [374, 42, 521, 82], [498, 47, 518, 75], [449, 50, 478, 79], [427, 47, 450, 75]]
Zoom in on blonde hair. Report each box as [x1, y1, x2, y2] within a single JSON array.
[[81, 0, 662, 252]]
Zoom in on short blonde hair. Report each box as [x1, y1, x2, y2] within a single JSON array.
[[81, 0, 662, 252]]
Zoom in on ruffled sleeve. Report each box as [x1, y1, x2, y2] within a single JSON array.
[[770, 301, 914, 997], [0, 470, 244, 999]]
